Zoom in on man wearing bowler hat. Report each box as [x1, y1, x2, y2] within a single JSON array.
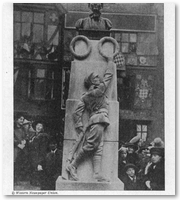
[[143, 147, 165, 190]]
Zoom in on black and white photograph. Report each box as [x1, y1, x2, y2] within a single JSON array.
[[2, 1, 175, 196]]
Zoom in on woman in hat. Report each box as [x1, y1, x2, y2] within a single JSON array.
[[122, 163, 146, 190], [150, 137, 164, 148], [14, 113, 28, 183], [143, 147, 165, 190], [137, 144, 151, 177], [125, 143, 139, 167], [23, 119, 35, 140], [118, 147, 128, 181], [28, 121, 49, 186]]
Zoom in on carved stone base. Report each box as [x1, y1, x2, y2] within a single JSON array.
[[56, 176, 124, 191]]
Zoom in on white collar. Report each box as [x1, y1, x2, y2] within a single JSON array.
[[128, 176, 136, 181]]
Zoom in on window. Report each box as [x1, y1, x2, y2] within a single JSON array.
[[14, 65, 29, 98], [136, 124, 148, 142], [14, 11, 45, 43], [61, 67, 71, 109], [117, 72, 135, 110], [112, 32, 137, 54], [14, 9, 60, 61], [28, 68, 55, 100]]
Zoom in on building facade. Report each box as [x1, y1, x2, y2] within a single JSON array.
[[13, 3, 164, 145]]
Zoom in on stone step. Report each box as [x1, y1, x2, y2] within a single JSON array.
[[56, 176, 124, 191]]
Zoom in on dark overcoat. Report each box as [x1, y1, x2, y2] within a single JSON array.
[[144, 160, 165, 190], [28, 132, 49, 169], [122, 174, 145, 190], [41, 149, 62, 190], [14, 126, 28, 162]]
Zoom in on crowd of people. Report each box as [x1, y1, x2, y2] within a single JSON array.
[[118, 137, 165, 190], [14, 112, 165, 191], [14, 113, 62, 190]]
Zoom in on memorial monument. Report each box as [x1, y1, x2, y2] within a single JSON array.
[[56, 4, 124, 190]]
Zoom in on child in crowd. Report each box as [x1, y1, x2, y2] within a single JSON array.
[[122, 163, 145, 190]]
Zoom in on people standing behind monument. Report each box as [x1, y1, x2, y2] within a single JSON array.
[[118, 146, 128, 181], [143, 147, 165, 190], [28, 121, 49, 186], [122, 163, 146, 190], [124, 143, 139, 167], [66, 57, 114, 182], [75, 3, 112, 31], [22, 118, 35, 141], [136, 144, 151, 178], [150, 137, 164, 148], [14, 113, 29, 183], [41, 139, 62, 190], [22, 118, 35, 179]]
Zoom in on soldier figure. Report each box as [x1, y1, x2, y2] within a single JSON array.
[[66, 57, 114, 182]]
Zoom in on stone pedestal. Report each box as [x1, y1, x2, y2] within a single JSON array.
[[56, 36, 124, 190], [56, 176, 123, 190]]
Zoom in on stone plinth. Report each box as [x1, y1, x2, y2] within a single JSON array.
[[56, 176, 124, 191], [57, 36, 123, 190]]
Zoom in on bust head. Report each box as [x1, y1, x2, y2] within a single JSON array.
[[88, 3, 103, 18], [88, 3, 103, 11]]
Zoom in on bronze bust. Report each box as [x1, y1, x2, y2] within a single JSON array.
[[75, 3, 112, 31]]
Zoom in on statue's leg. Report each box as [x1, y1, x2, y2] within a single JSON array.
[[83, 124, 103, 151], [92, 125, 110, 182], [92, 138, 103, 175], [67, 124, 106, 181], [66, 149, 86, 181]]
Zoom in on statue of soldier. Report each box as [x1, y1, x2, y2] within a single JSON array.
[[75, 3, 112, 31], [66, 57, 114, 182]]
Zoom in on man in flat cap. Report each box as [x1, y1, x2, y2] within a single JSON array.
[[122, 163, 145, 190]]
